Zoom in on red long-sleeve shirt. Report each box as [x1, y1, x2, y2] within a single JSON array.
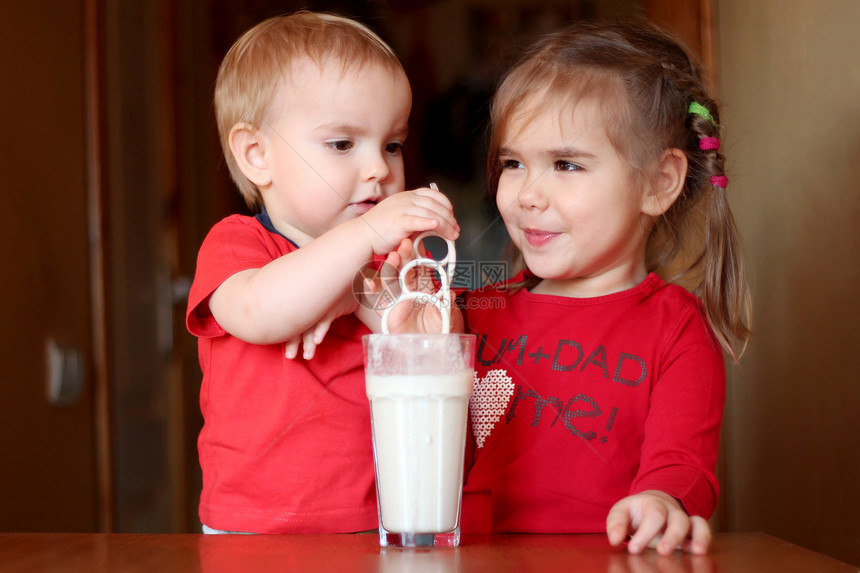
[[461, 272, 724, 533]]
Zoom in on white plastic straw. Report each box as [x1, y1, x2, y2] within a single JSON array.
[[380, 183, 455, 334]]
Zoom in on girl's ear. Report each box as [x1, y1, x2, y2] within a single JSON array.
[[641, 148, 687, 217], [229, 123, 272, 188]]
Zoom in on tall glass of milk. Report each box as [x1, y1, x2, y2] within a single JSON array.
[[363, 333, 475, 548]]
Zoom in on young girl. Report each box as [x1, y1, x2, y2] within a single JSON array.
[[460, 20, 751, 555]]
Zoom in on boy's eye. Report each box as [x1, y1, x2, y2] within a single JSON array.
[[385, 142, 404, 155], [328, 140, 353, 152], [500, 159, 522, 170], [555, 160, 582, 172]]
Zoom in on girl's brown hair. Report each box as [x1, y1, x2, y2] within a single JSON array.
[[488, 20, 751, 361], [214, 11, 405, 209]]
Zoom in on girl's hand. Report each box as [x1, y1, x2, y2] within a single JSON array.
[[359, 188, 459, 256], [371, 238, 464, 335], [606, 490, 712, 555]]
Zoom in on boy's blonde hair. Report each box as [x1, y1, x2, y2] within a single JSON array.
[[214, 11, 405, 209]]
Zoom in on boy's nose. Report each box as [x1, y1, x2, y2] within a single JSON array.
[[362, 150, 391, 182]]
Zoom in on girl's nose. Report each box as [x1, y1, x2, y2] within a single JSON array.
[[516, 175, 549, 210]]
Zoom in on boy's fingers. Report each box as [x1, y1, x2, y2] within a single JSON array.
[[301, 329, 318, 360], [312, 317, 333, 345], [414, 186, 455, 210], [284, 338, 300, 360], [299, 315, 337, 361], [415, 211, 459, 240], [405, 194, 460, 238]]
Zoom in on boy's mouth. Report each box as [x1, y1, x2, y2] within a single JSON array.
[[350, 199, 378, 215]]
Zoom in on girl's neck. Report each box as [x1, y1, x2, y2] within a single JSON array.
[[529, 265, 649, 299]]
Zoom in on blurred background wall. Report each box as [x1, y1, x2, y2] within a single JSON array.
[[718, 0, 860, 566]]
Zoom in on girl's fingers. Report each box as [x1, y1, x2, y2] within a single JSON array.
[[607, 495, 712, 556], [605, 503, 633, 546], [657, 509, 691, 555], [686, 516, 712, 555], [627, 506, 668, 554], [393, 238, 412, 266]]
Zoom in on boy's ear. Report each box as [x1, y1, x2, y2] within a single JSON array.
[[229, 123, 272, 188], [641, 148, 687, 217]]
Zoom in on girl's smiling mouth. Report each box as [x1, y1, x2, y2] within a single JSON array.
[[523, 228, 561, 247]]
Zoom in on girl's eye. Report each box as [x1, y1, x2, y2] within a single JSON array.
[[385, 142, 404, 155], [500, 159, 522, 170], [555, 160, 582, 172], [328, 140, 353, 152]]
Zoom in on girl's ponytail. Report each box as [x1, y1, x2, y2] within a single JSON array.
[[684, 99, 752, 361], [698, 177, 752, 361]]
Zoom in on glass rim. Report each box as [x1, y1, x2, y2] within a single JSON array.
[[362, 333, 476, 341]]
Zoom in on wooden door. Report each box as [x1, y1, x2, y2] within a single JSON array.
[[0, 0, 103, 531], [648, 0, 717, 83]]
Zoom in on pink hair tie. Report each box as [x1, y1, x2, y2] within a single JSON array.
[[710, 175, 729, 188], [699, 136, 721, 151]]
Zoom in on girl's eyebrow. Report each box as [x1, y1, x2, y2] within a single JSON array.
[[498, 145, 597, 160], [547, 146, 597, 159]]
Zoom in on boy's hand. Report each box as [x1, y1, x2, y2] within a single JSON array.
[[211, 187, 457, 346], [287, 185, 461, 347], [284, 293, 358, 360], [606, 490, 712, 555], [359, 188, 459, 256]]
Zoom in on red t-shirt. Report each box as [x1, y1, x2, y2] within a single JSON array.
[[186, 215, 377, 533], [461, 273, 725, 533]]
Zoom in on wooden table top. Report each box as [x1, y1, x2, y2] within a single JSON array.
[[0, 532, 856, 572]]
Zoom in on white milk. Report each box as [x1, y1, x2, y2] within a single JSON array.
[[367, 372, 473, 533]]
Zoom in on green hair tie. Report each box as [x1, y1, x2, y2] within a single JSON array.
[[688, 101, 716, 124]]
